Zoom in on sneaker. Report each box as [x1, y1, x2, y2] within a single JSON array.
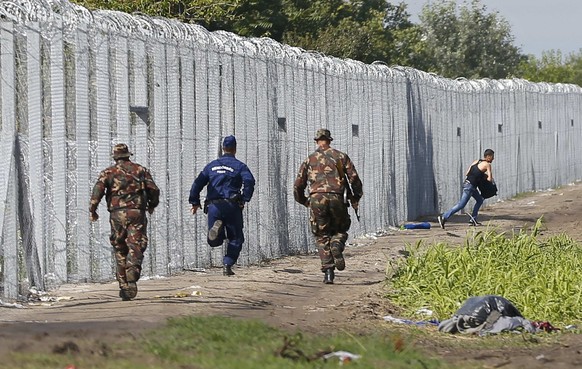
[[208, 220, 224, 241], [223, 264, 235, 276], [330, 242, 345, 271], [323, 269, 335, 284], [468, 219, 482, 226], [466, 212, 481, 226], [437, 215, 446, 229]]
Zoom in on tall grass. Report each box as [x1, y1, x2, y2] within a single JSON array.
[[388, 218, 582, 325]]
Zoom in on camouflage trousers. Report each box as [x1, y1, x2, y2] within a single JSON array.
[[309, 193, 351, 270], [109, 209, 148, 289]]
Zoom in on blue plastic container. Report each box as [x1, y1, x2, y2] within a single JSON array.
[[402, 222, 431, 230]]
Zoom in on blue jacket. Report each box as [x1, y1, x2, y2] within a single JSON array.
[[189, 153, 255, 206]]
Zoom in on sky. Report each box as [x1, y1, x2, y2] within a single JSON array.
[[403, 0, 582, 58]]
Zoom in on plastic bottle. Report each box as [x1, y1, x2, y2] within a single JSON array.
[[402, 222, 431, 230]]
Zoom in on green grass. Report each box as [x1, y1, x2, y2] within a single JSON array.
[[1, 316, 456, 369], [142, 316, 449, 369], [387, 218, 582, 326]]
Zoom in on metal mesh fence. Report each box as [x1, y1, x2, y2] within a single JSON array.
[[1, 0, 582, 298]]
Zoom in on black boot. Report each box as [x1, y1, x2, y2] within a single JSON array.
[[323, 269, 335, 284], [330, 242, 345, 271], [119, 282, 137, 301], [119, 289, 131, 301], [223, 264, 235, 276]]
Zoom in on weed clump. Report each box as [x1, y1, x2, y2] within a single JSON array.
[[388, 218, 582, 326]]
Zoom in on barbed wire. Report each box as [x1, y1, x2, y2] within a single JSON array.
[[2, 0, 580, 94], [1, 0, 582, 297]]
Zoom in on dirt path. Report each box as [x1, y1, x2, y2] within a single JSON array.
[[2, 182, 582, 367]]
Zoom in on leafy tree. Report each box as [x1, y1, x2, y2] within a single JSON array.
[[282, 0, 387, 62], [519, 51, 573, 83], [71, 0, 178, 18], [282, 0, 418, 65], [391, 25, 430, 70], [208, 0, 287, 39], [72, 0, 286, 39], [519, 50, 582, 87], [571, 53, 582, 87], [70, 0, 421, 66], [418, 0, 525, 79]]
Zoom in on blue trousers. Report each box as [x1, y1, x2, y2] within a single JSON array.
[[206, 201, 244, 266], [443, 182, 484, 221]]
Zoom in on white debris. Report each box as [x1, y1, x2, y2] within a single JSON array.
[[416, 308, 434, 316], [323, 351, 361, 365], [0, 299, 26, 309], [140, 275, 167, 280]]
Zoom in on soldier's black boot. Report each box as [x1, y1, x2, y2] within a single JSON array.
[[330, 241, 345, 271], [223, 264, 235, 276], [323, 268, 335, 284], [119, 282, 138, 301], [126, 282, 138, 299], [119, 289, 131, 301]]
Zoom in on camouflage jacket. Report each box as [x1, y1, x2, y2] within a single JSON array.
[[293, 147, 363, 206], [90, 159, 160, 213]]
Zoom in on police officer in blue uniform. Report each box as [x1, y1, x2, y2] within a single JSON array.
[[189, 135, 256, 276]]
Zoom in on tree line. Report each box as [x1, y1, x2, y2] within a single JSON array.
[[71, 0, 582, 86]]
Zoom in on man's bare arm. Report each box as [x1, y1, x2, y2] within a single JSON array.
[[485, 162, 493, 181]]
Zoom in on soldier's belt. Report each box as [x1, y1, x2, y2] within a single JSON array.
[[207, 198, 238, 204], [109, 206, 147, 212], [309, 192, 342, 196]]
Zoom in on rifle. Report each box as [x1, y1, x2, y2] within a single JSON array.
[[323, 151, 361, 222], [335, 160, 360, 222], [343, 178, 360, 222]]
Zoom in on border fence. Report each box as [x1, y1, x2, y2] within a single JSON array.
[[1, 0, 581, 299]]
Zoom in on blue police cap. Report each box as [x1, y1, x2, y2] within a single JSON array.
[[222, 135, 237, 149]]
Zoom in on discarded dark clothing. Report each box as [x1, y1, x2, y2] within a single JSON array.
[[438, 295, 536, 335]]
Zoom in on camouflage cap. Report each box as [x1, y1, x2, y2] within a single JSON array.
[[314, 128, 333, 141], [112, 143, 133, 159]]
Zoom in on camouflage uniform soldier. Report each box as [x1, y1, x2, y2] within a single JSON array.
[[89, 143, 160, 301], [294, 129, 363, 284]]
